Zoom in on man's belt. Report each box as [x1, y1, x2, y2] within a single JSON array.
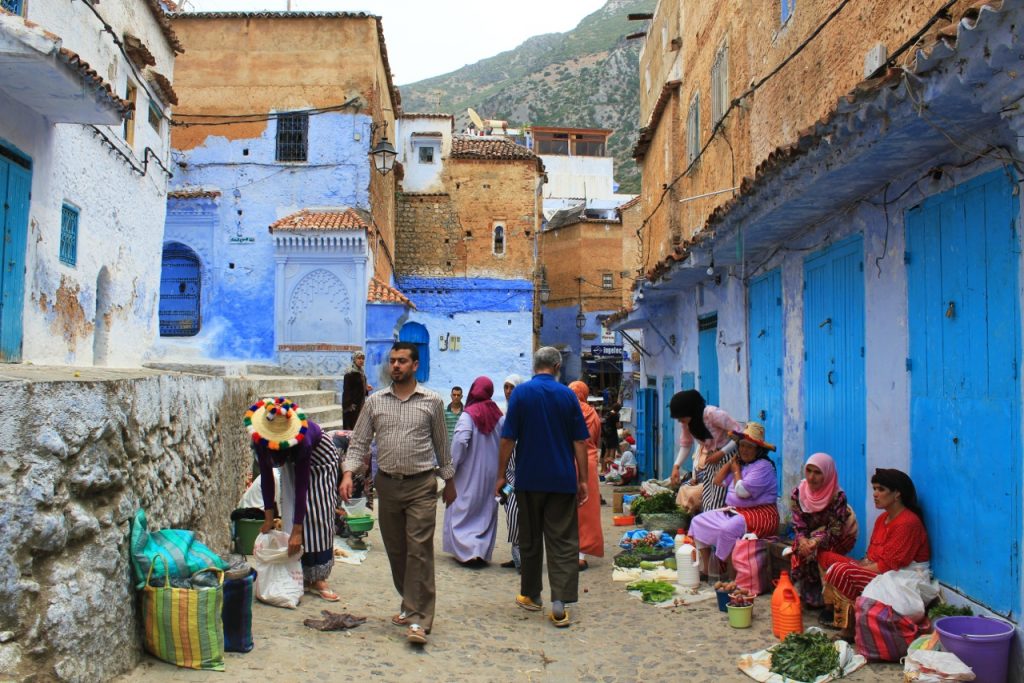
[[377, 469, 435, 481]]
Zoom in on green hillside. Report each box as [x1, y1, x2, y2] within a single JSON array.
[[401, 0, 656, 194]]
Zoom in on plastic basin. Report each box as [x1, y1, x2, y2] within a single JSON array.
[[346, 515, 374, 532], [233, 518, 262, 555]]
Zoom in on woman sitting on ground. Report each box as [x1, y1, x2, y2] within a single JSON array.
[[818, 468, 929, 627], [789, 453, 858, 607], [688, 422, 779, 575], [669, 390, 743, 513], [606, 440, 637, 484]]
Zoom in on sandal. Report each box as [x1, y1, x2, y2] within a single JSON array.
[[406, 624, 428, 645], [515, 594, 543, 612], [549, 609, 571, 628], [578, 560, 589, 571], [307, 586, 340, 602], [392, 611, 410, 626]]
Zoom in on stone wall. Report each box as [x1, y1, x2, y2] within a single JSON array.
[[0, 369, 285, 682]]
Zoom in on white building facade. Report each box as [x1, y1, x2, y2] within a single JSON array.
[[0, 1, 178, 365]]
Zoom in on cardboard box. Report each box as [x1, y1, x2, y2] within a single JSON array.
[[613, 491, 624, 513]]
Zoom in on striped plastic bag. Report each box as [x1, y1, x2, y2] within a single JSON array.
[[130, 509, 227, 588], [854, 596, 928, 662], [140, 557, 226, 671]]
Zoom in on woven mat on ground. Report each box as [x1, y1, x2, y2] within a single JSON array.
[[737, 640, 866, 683]]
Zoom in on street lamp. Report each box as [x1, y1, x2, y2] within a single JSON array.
[[575, 276, 585, 329], [539, 281, 551, 304], [576, 310, 586, 329], [370, 135, 397, 175]]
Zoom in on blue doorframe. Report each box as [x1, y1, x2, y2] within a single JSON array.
[[635, 387, 656, 480], [698, 314, 719, 406], [159, 242, 202, 337], [0, 145, 31, 362], [906, 167, 1020, 615], [398, 322, 430, 382], [661, 375, 675, 478], [804, 235, 866, 555], [748, 269, 784, 488]]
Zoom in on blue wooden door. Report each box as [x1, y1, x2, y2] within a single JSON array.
[[804, 235, 866, 555], [159, 243, 202, 337], [748, 269, 783, 487], [635, 388, 656, 480], [661, 375, 675, 478], [906, 168, 1020, 615], [398, 321, 430, 382], [698, 314, 719, 406], [0, 152, 31, 362]]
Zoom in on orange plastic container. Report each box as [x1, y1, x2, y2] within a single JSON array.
[[612, 514, 636, 526], [771, 571, 803, 640]]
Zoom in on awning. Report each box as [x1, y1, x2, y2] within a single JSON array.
[[0, 12, 131, 124]]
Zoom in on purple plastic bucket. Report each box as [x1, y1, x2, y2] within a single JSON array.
[[935, 616, 1015, 683]]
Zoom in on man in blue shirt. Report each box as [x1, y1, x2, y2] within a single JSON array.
[[496, 346, 589, 628]]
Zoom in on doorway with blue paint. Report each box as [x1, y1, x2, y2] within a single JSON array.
[[0, 145, 31, 362], [159, 242, 202, 338], [698, 314, 719, 407], [906, 167, 1021, 615], [748, 269, 784, 488], [398, 321, 430, 382], [803, 235, 866, 556], [661, 375, 675, 478]]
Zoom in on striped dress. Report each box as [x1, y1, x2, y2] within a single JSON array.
[[503, 450, 519, 544], [280, 429, 339, 584]]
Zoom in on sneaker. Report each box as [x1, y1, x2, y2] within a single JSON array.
[[515, 594, 543, 611], [406, 624, 427, 645]]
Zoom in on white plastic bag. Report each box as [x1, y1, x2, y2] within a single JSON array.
[[252, 531, 304, 609], [861, 569, 927, 620], [903, 650, 976, 681]]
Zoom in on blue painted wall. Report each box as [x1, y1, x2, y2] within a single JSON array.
[[160, 112, 373, 361], [539, 305, 621, 382]]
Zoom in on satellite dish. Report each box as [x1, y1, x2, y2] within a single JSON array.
[[467, 107, 485, 130]]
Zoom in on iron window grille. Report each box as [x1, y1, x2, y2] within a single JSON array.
[[275, 112, 309, 162], [711, 41, 729, 125], [1, 0, 23, 14], [602, 273, 614, 289], [686, 93, 701, 167], [418, 145, 435, 163], [493, 224, 506, 255], [60, 204, 79, 266]]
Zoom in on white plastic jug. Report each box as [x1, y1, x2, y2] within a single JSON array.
[[675, 541, 701, 589]]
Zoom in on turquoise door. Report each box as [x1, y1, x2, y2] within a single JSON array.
[[698, 314, 719, 406], [635, 387, 656, 480], [661, 375, 675, 478], [398, 322, 430, 382], [906, 168, 1020, 615], [804, 235, 866, 555], [748, 269, 784, 488], [0, 149, 31, 362]]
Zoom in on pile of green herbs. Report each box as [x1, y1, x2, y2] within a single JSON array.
[[928, 603, 973, 619], [628, 492, 679, 517], [626, 580, 675, 603], [614, 550, 644, 568], [769, 631, 841, 681]]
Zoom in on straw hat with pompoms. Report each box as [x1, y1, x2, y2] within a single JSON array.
[[244, 397, 309, 450]]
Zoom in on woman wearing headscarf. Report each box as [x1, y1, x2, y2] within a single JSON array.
[[247, 397, 341, 601], [341, 351, 372, 430], [818, 468, 930, 627], [443, 376, 505, 567], [688, 422, 779, 574], [669, 389, 742, 512], [569, 381, 604, 570], [499, 374, 527, 570], [789, 453, 858, 606]]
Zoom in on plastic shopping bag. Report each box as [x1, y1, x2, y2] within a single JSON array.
[[903, 650, 976, 681], [855, 596, 929, 662], [251, 531, 303, 609], [861, 569, 928, 620]]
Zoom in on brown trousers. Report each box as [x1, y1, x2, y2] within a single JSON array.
[[516, 490, 580, 604], [374, 471, 438, 630]]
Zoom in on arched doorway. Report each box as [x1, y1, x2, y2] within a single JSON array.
[[398, 321, 429, 382], [93, 267, 111, 366], [159, 242, 201, 337]]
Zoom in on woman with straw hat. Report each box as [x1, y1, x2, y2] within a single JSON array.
[[246, 396, 341, 601], [688, 422, 779, 575]]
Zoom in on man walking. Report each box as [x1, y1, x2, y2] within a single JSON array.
[[341, 342, 456, 645], [444, 385, 464, 444], [496, 346, 589, 627]]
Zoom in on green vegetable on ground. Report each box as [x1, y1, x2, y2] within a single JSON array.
[[628, 492, 679, 517], [928, 603, 974, 619], [638, 561, 659, 570], [613, 551, 643, 568], [626, 580, 676, 603], [769, 631, 841, 681]]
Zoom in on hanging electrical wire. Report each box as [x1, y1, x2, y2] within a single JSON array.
[[171, 98, 364, 127]]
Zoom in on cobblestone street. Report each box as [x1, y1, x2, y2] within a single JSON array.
[[119, 485, 899, 682]]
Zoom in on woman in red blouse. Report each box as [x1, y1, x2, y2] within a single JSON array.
[[818, 468, 929, 623]]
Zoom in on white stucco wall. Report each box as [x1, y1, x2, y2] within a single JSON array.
[[396, 116, 452, 194], [0, 1, 175, 366], [540, 154, 615, 199]]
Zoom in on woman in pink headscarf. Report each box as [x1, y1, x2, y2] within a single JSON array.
[[443, 377, 505, 567], [789, 453, 858, 606], [569, 381, 604, 570]]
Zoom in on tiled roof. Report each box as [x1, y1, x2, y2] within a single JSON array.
[[632, 80, 680, 161], [56, 48, 133, 116], [618, 195, 642, 211], [603, 307, 634, 327], [148, 70, 177, 105], [451, 135, 537, 161], [269, 208, 370, 232], [144, 0, 184, 53], [123, 34, 156, 68], [168, 188, 220, 199], [640, 1, 1013, 286], [402, 112, 454, 120], [367, 278, 415, 308]]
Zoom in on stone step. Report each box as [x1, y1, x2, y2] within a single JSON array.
[[286, 389, 339, 410], [319, 419, 346, 433], [242, 376, 334, 396], [302, 404, 344, 426]]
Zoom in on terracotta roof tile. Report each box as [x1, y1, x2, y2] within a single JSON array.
[[168, 188, 220, 199], [618, 195, 642, 211], [148, 70, 177, 105], [270, 208, 370, 232], [56, 48, 133, 116], [367, 277, 415, 308], [603, 306, 634, 327], [123, 33, 156, 68], [451, 135, 537, 161], [144, 0, 184, 53], [633, 80, 680, 160], [402, 112, 454, 120]]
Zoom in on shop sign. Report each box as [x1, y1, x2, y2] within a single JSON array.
[[591, 344, 624, 358]]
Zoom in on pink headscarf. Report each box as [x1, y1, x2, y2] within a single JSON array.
[[464, 377, 504, 435], [797, 452, 840, 513]]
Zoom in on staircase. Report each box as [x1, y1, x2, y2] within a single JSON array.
[[246, 376, 346, 432]]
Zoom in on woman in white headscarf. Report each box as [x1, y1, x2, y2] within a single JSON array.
[[499, 374, 527, 570]]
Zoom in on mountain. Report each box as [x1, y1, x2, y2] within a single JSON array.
[[400, 0, 656, 194]]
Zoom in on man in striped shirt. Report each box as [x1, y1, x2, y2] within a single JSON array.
[[341, 342, 456, 646]]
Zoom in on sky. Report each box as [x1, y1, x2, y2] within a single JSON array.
[[183, 0, 608, 85]]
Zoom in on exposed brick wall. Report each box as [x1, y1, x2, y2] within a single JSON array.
[[634, 0, 976, 276], [395, 158, 540, 280], [620, 200, 644, 308], [541, 220, 624, 314]]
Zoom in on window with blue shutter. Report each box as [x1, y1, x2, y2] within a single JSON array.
[[60, 204, 78, 266], [1, 0, 24, 14], [781, 0, 795, 24]]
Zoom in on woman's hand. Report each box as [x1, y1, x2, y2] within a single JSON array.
[[261, 510, 274, 534], [287, 525, 303, 557], [670, 464, 681, 487], [797, 537, 817, 557]]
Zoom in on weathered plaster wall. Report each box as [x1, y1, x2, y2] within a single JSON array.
[[0, 1, 174, 366], [0, 369, 286, 683], [540, 155, 615, 199], [397, 116, 453, 193]]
